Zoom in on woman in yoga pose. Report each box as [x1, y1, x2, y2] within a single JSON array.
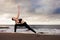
[[12, 5, 36, 33]]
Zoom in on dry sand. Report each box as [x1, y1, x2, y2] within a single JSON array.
[[0, 33, 60, 40]]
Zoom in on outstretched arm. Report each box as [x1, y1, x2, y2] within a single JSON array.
[[16, 5, 20, 19]]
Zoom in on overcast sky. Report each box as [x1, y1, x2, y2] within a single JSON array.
[[0, 0, 60, 25]]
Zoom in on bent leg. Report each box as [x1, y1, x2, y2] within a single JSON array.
[[14, 24, 17, 32], [14, 24, 23, 32]]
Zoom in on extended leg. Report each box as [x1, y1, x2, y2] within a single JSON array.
[[23, 22, 36, 33]]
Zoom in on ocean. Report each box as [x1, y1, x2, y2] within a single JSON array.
[[0, 25, 60, 34]]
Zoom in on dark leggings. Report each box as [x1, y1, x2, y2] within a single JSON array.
[[14, 22, 36, 33]]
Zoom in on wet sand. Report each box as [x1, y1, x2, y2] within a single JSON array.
[[0, 33, 60, 40]]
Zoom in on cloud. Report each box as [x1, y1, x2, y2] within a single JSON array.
[[1, 0, 60, 14], [53, 8, 60, 14], [30, 0, 60, 14], [0, 0, 60, 24]]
